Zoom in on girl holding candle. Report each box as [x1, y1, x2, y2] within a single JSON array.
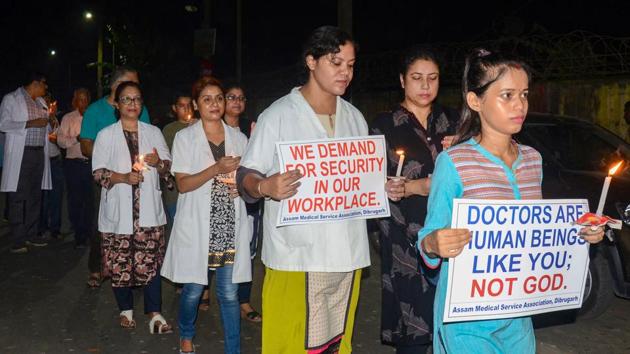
[[161, 76, 251, 354], [369, 45, 460, 354], [417, 48, 605, 353], [92, 81, 173, 333]]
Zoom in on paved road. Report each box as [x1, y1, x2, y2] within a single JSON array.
[[1, 228, 629, 353]]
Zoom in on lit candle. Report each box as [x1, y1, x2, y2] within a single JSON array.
[[395, 150, 405, 177], [133, 154, 147, 172], [595, 161, 623, 215], [187, 114, 192, 122]]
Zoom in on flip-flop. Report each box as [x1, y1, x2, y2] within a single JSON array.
[[242, 310, 262, 323], [87, 274, 102, 288]]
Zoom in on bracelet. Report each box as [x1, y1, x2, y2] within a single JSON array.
[[257, 180, 266, 198]]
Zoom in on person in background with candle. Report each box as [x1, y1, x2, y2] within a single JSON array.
[[39, 93, 63, 241], [80, 66, 151, 288], [0, 71, 54, 254], [161, 76, 251, 354], [417, 48, 604, 353], [92, 81, 173, 333], [368, 45, 460, 354], [161, 91, 194, 228]]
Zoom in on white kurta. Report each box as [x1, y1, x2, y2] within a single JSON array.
[[240, 87, 371, 272], [161, 120, 252, 285], [92, 121, 171, 234], [0, 88, 52, 192]]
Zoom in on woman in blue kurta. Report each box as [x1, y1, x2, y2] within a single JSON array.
[[417, 48, 606, 353]]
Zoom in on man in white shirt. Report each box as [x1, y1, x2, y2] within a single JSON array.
[[0, 72, 53, 253], [57, 88, 93, 250]]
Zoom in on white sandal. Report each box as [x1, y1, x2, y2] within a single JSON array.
[[120, 310, 136, 329], [149, 314, 173, 334]]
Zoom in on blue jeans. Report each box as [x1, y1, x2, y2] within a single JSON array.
[[179, 265, 240, 354], [166, 202, 177, 230]]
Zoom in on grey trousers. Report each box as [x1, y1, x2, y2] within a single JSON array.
[[8, 147, 45, 246]]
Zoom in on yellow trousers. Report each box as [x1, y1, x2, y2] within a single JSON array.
[[261, 267, 362, 354]]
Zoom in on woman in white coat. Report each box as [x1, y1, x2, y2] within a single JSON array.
[[161, 76, 250, 354], [92, 81, 173, 334]]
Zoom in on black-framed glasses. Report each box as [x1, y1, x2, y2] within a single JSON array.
[[226, 94, 246, 102], [119, 96, 143, 106]]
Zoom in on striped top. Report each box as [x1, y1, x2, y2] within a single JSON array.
[[447, 140, 542, 200], [417, 138, 542, 354]]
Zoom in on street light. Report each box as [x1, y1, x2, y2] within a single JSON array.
[[50, 49, 56, 56], [84, 10, 104, 97]]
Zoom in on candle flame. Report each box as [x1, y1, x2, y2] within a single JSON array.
[[396, 149, 405, 156], [609, 160, 623, 175]]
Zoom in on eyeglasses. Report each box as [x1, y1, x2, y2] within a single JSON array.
[[226, 95, 247, 102], [119, 96, 143, 106]]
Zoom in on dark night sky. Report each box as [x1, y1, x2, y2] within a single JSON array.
[[1, 0, 628, 111]]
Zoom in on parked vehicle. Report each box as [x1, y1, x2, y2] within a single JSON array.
[[516, 113, 630, 319]]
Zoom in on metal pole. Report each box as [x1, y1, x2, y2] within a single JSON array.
[[236, 0, 242, 82], [112, 40, 115, 68], [68, 63, 72, 92], [97, 26, 103, 98], [337, 0, 353, 36]]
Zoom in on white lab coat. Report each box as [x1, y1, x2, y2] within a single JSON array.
[[0, 88, 52, 192], [161, 120, 252, 285], [240, 87, 371, 272], [92, 121, 171, 234]]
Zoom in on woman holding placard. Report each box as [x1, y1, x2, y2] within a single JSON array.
[[417, 48, 605, 353], [369, 46, 459, 354]]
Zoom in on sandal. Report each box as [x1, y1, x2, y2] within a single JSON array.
[[241, 308, 262, 323], [87, 273, 102, 288], [120, 310, 136, 329], [149, 314, 173, 334]]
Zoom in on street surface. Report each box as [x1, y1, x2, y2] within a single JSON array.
[[1, 222, 629, 353]]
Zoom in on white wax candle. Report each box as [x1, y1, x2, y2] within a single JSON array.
[[595, 176, 611, 215], [395, 151, 405, 177]]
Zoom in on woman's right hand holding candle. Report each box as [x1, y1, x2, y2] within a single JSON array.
[[214, 156, 240, 174], [385, 178, 405, 201], [125, 171, 144, 185]]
